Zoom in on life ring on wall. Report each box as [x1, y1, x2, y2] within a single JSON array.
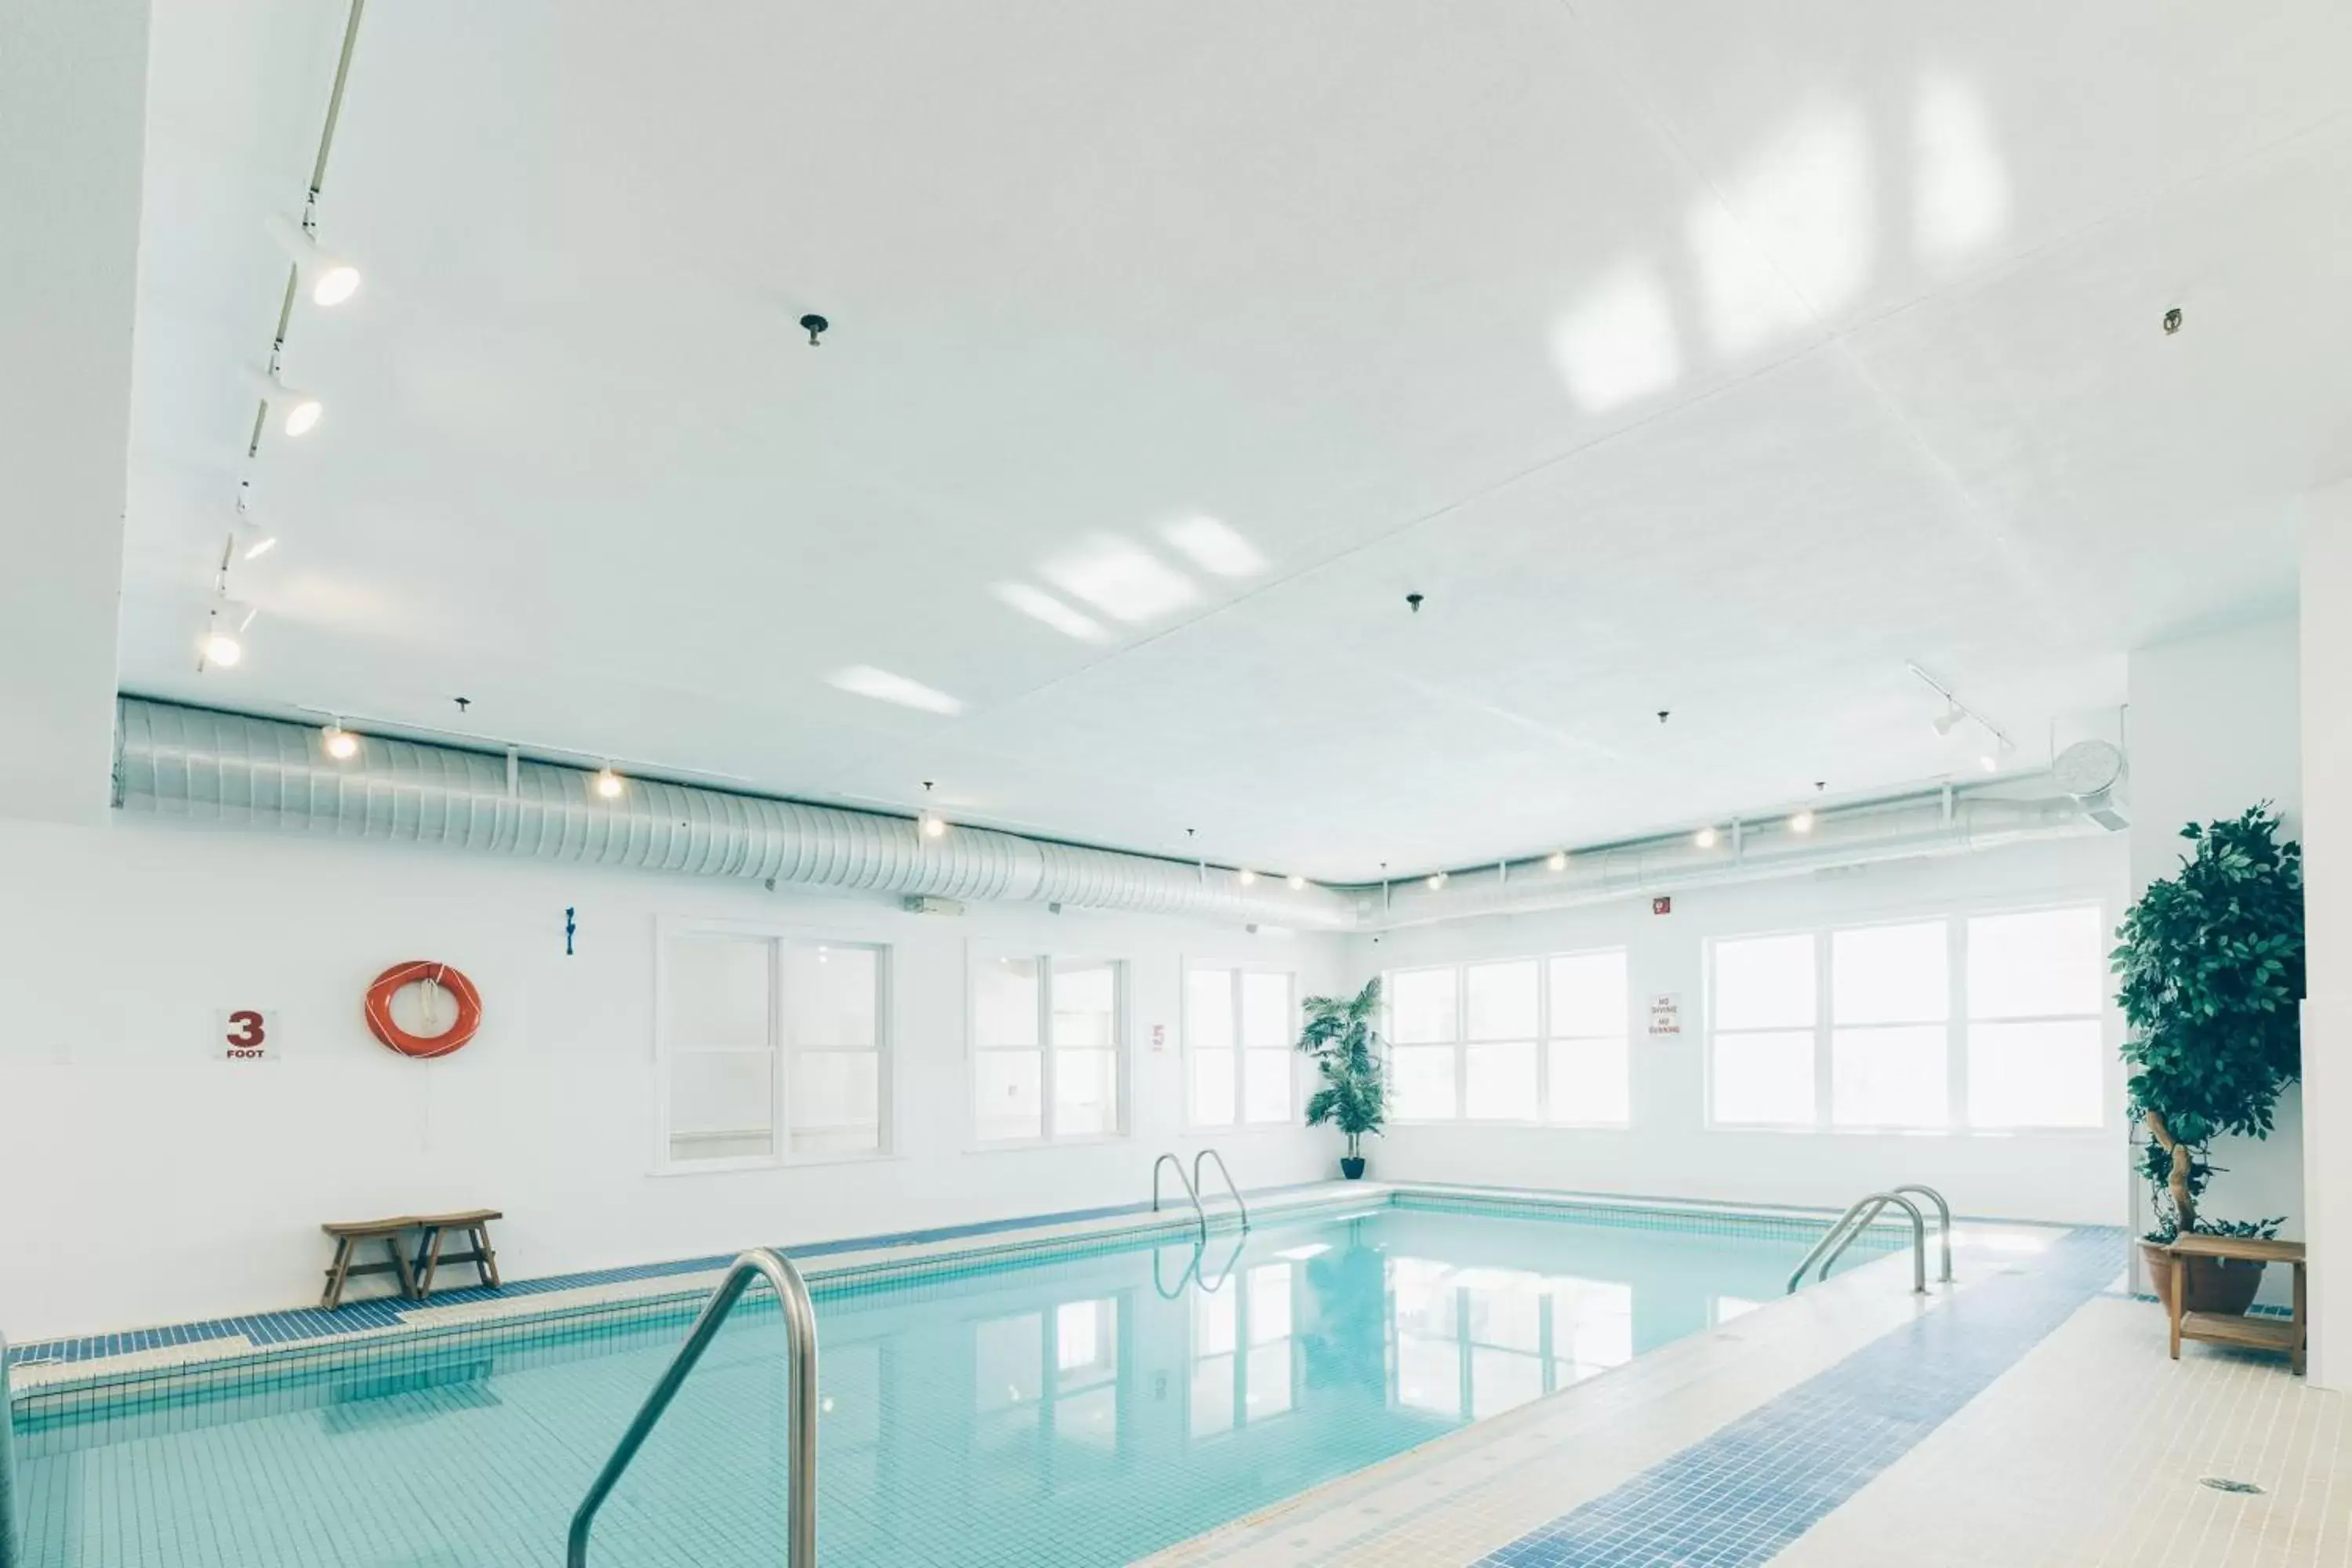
[[365, 960, 484, 1059]]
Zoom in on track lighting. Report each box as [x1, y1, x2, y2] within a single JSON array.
[[1694, 826, 1719, 848], [1932, 706, 1963, 737], [593, 767, 624, 799], [1237, 869, 1258, 885], [1791, 809, 1817, 834], [265, 215, 361, 307], [322, 724, 359, 760], [1979, 752, 2001, 774], [1427, 871, 1448, 891], [202, 625, 243, 668], [1287, 874, 1306, 891], [247, 370, 324, 437], [199, 600, 256, 670], [919, 780, 948, 838], [1548, 851, 1568, 871]]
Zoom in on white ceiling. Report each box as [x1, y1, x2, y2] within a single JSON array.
[[117, 2, 2349, 880]]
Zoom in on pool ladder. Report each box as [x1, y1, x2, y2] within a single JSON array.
[[567, 1250, 818, 1567], [1786, 1185, 1953, 1296], [1152, 1148, 1251, 1246], [2, 1330, 20, 1568]]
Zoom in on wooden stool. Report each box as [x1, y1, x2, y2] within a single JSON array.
[[411, 1209, 505, 1298], [2163, 1233, 2308, 1375], [321, 1217, 420, 1310]]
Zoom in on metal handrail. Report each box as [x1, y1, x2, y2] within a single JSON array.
[[1787, 1192, 1928, 1295], [1889, 1184, 1954, 1283], [1152, 1152, 1208, 1244], [2, 1331, 20, 1568], [1192, 1148, 1250, 1233], [567, 1250, 818, 1568]]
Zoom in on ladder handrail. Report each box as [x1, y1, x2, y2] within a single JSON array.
[[567, 1249, 818, 1568], [1192, 1148, 1250, 1232], [1787, 1192, 1928, 1295], [1886, 1184, 1953, 1283], [2, 1331, 20, 1568], [1152, 1152, 1208, 1243]]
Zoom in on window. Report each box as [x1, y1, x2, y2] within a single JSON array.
[[1709, 903, 2109, 1133], [659, 927, 886, 1168], [1708, 933, 1817, 1125], [1385, 953, 1630, 1124], [1187, 967, 1298, 1127], [974, 953, 1126, 1142], [1966, 906, 2107, 1128]]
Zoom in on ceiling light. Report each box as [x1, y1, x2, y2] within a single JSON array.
[[827, 666, 965, 717], [322, 724, 359, 760], [1427, 872, 1448, 891], [1237, 869, 1257, 886], [1791, 809, 1816, 834], [201, 626, 243, 668], [1694, 826, 1719, 848], [199, 601, 256, 670], [1548, 851, 1568, 872], [1160, 516, 1269, 579], [921, 812, 947, 839], [593, 767, 624, 799], [248, 370, 324, 437], [993, 583, 1109, 644], [1979, 753, 2001, 774], [1040, 536, 1199, 624], [1932, 706, 1964, 736], [1287, 874, 1306, 891], [265, 214, 361, 307]]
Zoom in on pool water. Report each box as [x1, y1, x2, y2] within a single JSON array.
[[13, 1203, 1849, 1567]]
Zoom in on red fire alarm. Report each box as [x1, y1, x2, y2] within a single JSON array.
[[1652, 895, 1673, 916]]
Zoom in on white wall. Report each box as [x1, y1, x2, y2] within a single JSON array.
[[2302, 483, 2352, 1386], [1345, 833, 2132, 1225], [2125, 615, 2305, 1289], [0, 817, 1352, 1341]]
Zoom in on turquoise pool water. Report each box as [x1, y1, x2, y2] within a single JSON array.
[[11, 1202, 1849, 1566]]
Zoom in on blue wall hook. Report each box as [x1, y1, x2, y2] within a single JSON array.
[[564, 906, 576, 956]]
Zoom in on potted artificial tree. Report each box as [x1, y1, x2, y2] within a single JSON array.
[[2114, 804, 2304, 1315], [1298, 978, 1386, 1178]]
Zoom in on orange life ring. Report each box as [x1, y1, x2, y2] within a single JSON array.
[[365, 960, 484, 1059]]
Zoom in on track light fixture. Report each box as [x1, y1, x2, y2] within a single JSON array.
[[1287, 874, 1306, 890], [593, 766, 624, 799], [264, 214, 361, 307], [1693, 826, 1719, 848], [199, 600, 256, 670], [247, 369, 324, 437], [1931, 706, 1963, 736], [1548, 851, 1568, 871], [322, 722, 359, 760], [1237, 868, 1258, 886], [919, 780, 948, 839], [1791, 809, 1817, 834], [1427, 871, 1447, 891]]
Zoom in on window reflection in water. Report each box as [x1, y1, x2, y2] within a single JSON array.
[[1190, 1262, 1298, 1437], [1389, 1257, 1635, 1420]]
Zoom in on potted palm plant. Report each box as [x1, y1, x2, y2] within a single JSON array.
[[2114, 804, 2303, 1314], [1298, 978, 1386, 1178]]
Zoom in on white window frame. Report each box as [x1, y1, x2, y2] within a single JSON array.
[[1182, 960, 1300, 1131], [1382, 949, 1632, 1127], [967, 945, 1132, 1148], [1704, 898, 2111, 1135], [652, 915, 894, 1174]]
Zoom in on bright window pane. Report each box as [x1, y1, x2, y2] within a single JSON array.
[[1389, 968, 1458, 1043], [1549, 951, 1628, 1036], [668, 1049, 774, 1161], [1548, 1036, 1629, 1124], [1465, 1042, 1537, 1120], [1192, 1047, 1237, 1126], [1831, 1025, 1947, 1127], [1190, 1356, 1235, 1436], [1055, 1047, 1116, 1134], [1245, 1341, 1293, 1418], [1189, 970, 1235, 1050], [1392, 1044, 1458, 1119], [1248, 1265, 1292, 1344], [669, 935, 770, 1047], [1969, 907, 2105, 1018], [1240, 971, 1292, 1047], [1243, 1050, 1290, 1123], [1193, 1283, 1237, 1356], [975, 1313, 1042, 1414], [1051, 961, 1119, 1047], [789, 1049, 879, 1153], [1714, 935, 1816, 1029], [975, 957, 1040, 1047], [1968, 1019, 2105, 1127], [1832, 922, 1947, 1025], [783, 944, 878, 1045], [1711, 1029, 1814, 1124], [975, 1048, 1043, 1142], [1466, 960, 1537, 1040]]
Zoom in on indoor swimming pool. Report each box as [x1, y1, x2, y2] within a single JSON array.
[[9, 1200, 1882, 1567]]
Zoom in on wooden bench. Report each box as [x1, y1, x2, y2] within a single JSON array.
[[2162, 1233, 2307, 1375], [320, 1210, 504, 1310]]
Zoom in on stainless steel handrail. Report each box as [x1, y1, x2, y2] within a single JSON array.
[[1192, 1148, 1250, 1233], [2, 1332, 20, 1568], [1787, 1192, 1928, 1295], [567, 1249, 818, 1568], [1889, 1184, 1954, 1283], [1152, 1152, 1208, 1243]]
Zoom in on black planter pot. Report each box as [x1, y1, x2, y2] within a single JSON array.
[[1341, 1156, 1367, 1180]]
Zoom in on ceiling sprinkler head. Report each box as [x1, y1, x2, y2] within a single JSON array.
[[800, 313, 829, 346], [2162, 307, 2183, 336], [1405, 592, 1425, 613]]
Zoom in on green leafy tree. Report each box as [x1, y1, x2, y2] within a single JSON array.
[[2113, 804, 2303, 1237], [1298, 978, 1387, 1160]]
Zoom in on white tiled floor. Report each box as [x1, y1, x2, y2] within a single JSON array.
[[1774, 1292, 2351, 1568]]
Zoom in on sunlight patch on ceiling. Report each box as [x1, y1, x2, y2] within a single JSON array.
[[1041, 535, 1201, 623], [1552, 260, 1682, 412], [827, 665, 966, 716]]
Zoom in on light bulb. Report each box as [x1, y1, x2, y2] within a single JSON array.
[[1694, 826, 1719, 848], [594, 767, 624, 799], [282, 397, 324, 437], [311, 263, 361, 307], [1238, 868, 1257, 885], [323, 724, 358, 760], [1979, 753, 2000, 773], [921, 811, 946, 839], [1548, 851, 1568, 871], [1791, 809, 1816, 834], [1427, 871, 1447, 891], [203, 630, 243, 668], [1287, 874, 1305, 891]]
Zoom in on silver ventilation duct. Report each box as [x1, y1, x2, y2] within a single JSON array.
[[111, 699, 1360, 931], [1358, 786, 2103, 929]]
